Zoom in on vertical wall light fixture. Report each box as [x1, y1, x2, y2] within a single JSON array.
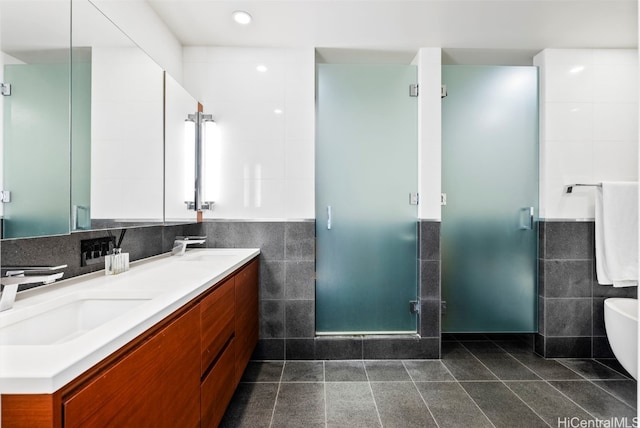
[[184, 111, 216, 211]]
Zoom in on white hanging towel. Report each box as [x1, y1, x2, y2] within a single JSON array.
[[595, 181, 638, 287]]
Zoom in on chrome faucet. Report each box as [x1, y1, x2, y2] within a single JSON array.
[[0, 265, 67, 312], [172, 236, 207, 256]]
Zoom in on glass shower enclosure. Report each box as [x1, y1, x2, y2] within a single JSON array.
[[315, 64, 418, 334], [441, 65, 539, 332]]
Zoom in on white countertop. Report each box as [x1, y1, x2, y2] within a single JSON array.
[[0, 248, 260, 394]]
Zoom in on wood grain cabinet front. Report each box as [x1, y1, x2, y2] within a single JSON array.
[[63, 306, 201, 428], [233, 258, 259, 385], [200, 276, 235, 375]]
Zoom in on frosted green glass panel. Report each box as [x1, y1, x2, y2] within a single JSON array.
[[3, 63, 71, 238], [316, 64, 418, 334], [441, 65, 538, 332], [71, 52, 92, 231]]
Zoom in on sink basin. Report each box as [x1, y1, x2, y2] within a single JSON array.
[[0, 290, 158, 346]]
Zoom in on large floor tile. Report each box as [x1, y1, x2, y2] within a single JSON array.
[[497, 342, 583, 380], [326, 382, 381, 428], [550, 380, 637, 420], [220, 383, 279, 428], [325, 360, 368, 382], [415, 381, 493, 428], [441, 342, 498, 381], [370, 382, 438, 428], [403, 360, 455, 382], [462, 342, 540, 380], [460, 381, 548, 428], [558, 359, 628, 380], [364, 360, 412, 381], [591, 380, 638, 410], [506, 381, 593, 425], [240, 361, 284, 382], [281, 361, 324, 382], [271, 383, 325, 428]]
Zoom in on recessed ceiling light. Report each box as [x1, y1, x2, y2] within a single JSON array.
[[232, 10, 252, 25], [569, 65, 585, 74], [274, 109, 283, 115], [256, 65, 268, 73]]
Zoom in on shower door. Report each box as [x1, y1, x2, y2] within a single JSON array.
[[316, 64, 418, 334], [441, 65, 538, 332], [3, 63, 71, 238]]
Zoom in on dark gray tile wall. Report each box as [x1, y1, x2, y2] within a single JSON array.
[[537, 221, 637, 358], [205, 220, 441, 360], [1, 223, 202, 290], [199, 221, 315, 360], [419, 220, 441, 354]]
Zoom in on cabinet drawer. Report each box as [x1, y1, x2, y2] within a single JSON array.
[[201, 276, 235, 375], [201, 338, 236, 428]]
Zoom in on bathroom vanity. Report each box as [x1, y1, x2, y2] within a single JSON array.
[[0, 249, 260, 427]]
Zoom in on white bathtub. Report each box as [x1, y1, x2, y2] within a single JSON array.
[[604, 298, 637, 379]]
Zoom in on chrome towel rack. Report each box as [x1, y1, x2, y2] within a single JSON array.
[[565, 183, 602, 194]]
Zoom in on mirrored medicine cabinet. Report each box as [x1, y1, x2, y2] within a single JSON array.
[[0, 0, 197, 239]]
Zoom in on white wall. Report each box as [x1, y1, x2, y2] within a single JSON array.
[[183, 47, 316, 220], [414, 48, 442, 220], [535, 49, 638, 219], [90, 0, 183, 82], [90, 47, 164, 220]]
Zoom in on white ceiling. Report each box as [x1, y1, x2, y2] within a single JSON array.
[[147, 0, 638, 64]]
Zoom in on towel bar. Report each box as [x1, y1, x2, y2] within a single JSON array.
[[565, 183, 602, 194]]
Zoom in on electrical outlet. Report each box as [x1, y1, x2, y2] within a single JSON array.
[[81, 237, 115, 267]]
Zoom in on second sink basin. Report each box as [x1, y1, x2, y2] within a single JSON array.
[[0, 290, 158, 346]]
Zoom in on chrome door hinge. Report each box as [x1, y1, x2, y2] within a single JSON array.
[[409, 300, 420, 314], [1, 83, 11, 96], [409, 193, 419, 205], [441, 85, 447, 98], [0, 191, 11, 203], [409, 84, 419, 97], [441, 193, 447, 206]]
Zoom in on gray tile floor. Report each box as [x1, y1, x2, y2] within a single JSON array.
[[221, 338, 637, 428]]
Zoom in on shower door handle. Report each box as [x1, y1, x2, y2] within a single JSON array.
[[519, 207, 534, 230], [327, 205, 332, 230]]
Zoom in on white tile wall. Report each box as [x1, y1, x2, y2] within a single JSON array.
[[184, 47, 442, 221], [91, 47, 164, 220], [535, 48, 638, 219], [183, 47, 315, 220]]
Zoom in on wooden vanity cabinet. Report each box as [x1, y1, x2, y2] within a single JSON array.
[[1, 257, 259, 428], [234, 258, 259, 385], [63, 306, 201, 428]]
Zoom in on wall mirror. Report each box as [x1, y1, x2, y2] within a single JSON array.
[[164, 72, 198, 223], [0, 0, 72, 239], [71, 0, 164, 231]]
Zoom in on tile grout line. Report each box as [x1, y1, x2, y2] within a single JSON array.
[[268, 361, 286, 428], [438, 355, 497, 428], [402, 360, 441, 428], [458, 341, 553, 427], [487, 340, 544, 380], [591, 358, 634, 381], [363, 361, 384, 428], [539, 378, 600, 421], [323, 361, 328, 428], [492, 341, 601, 421]]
